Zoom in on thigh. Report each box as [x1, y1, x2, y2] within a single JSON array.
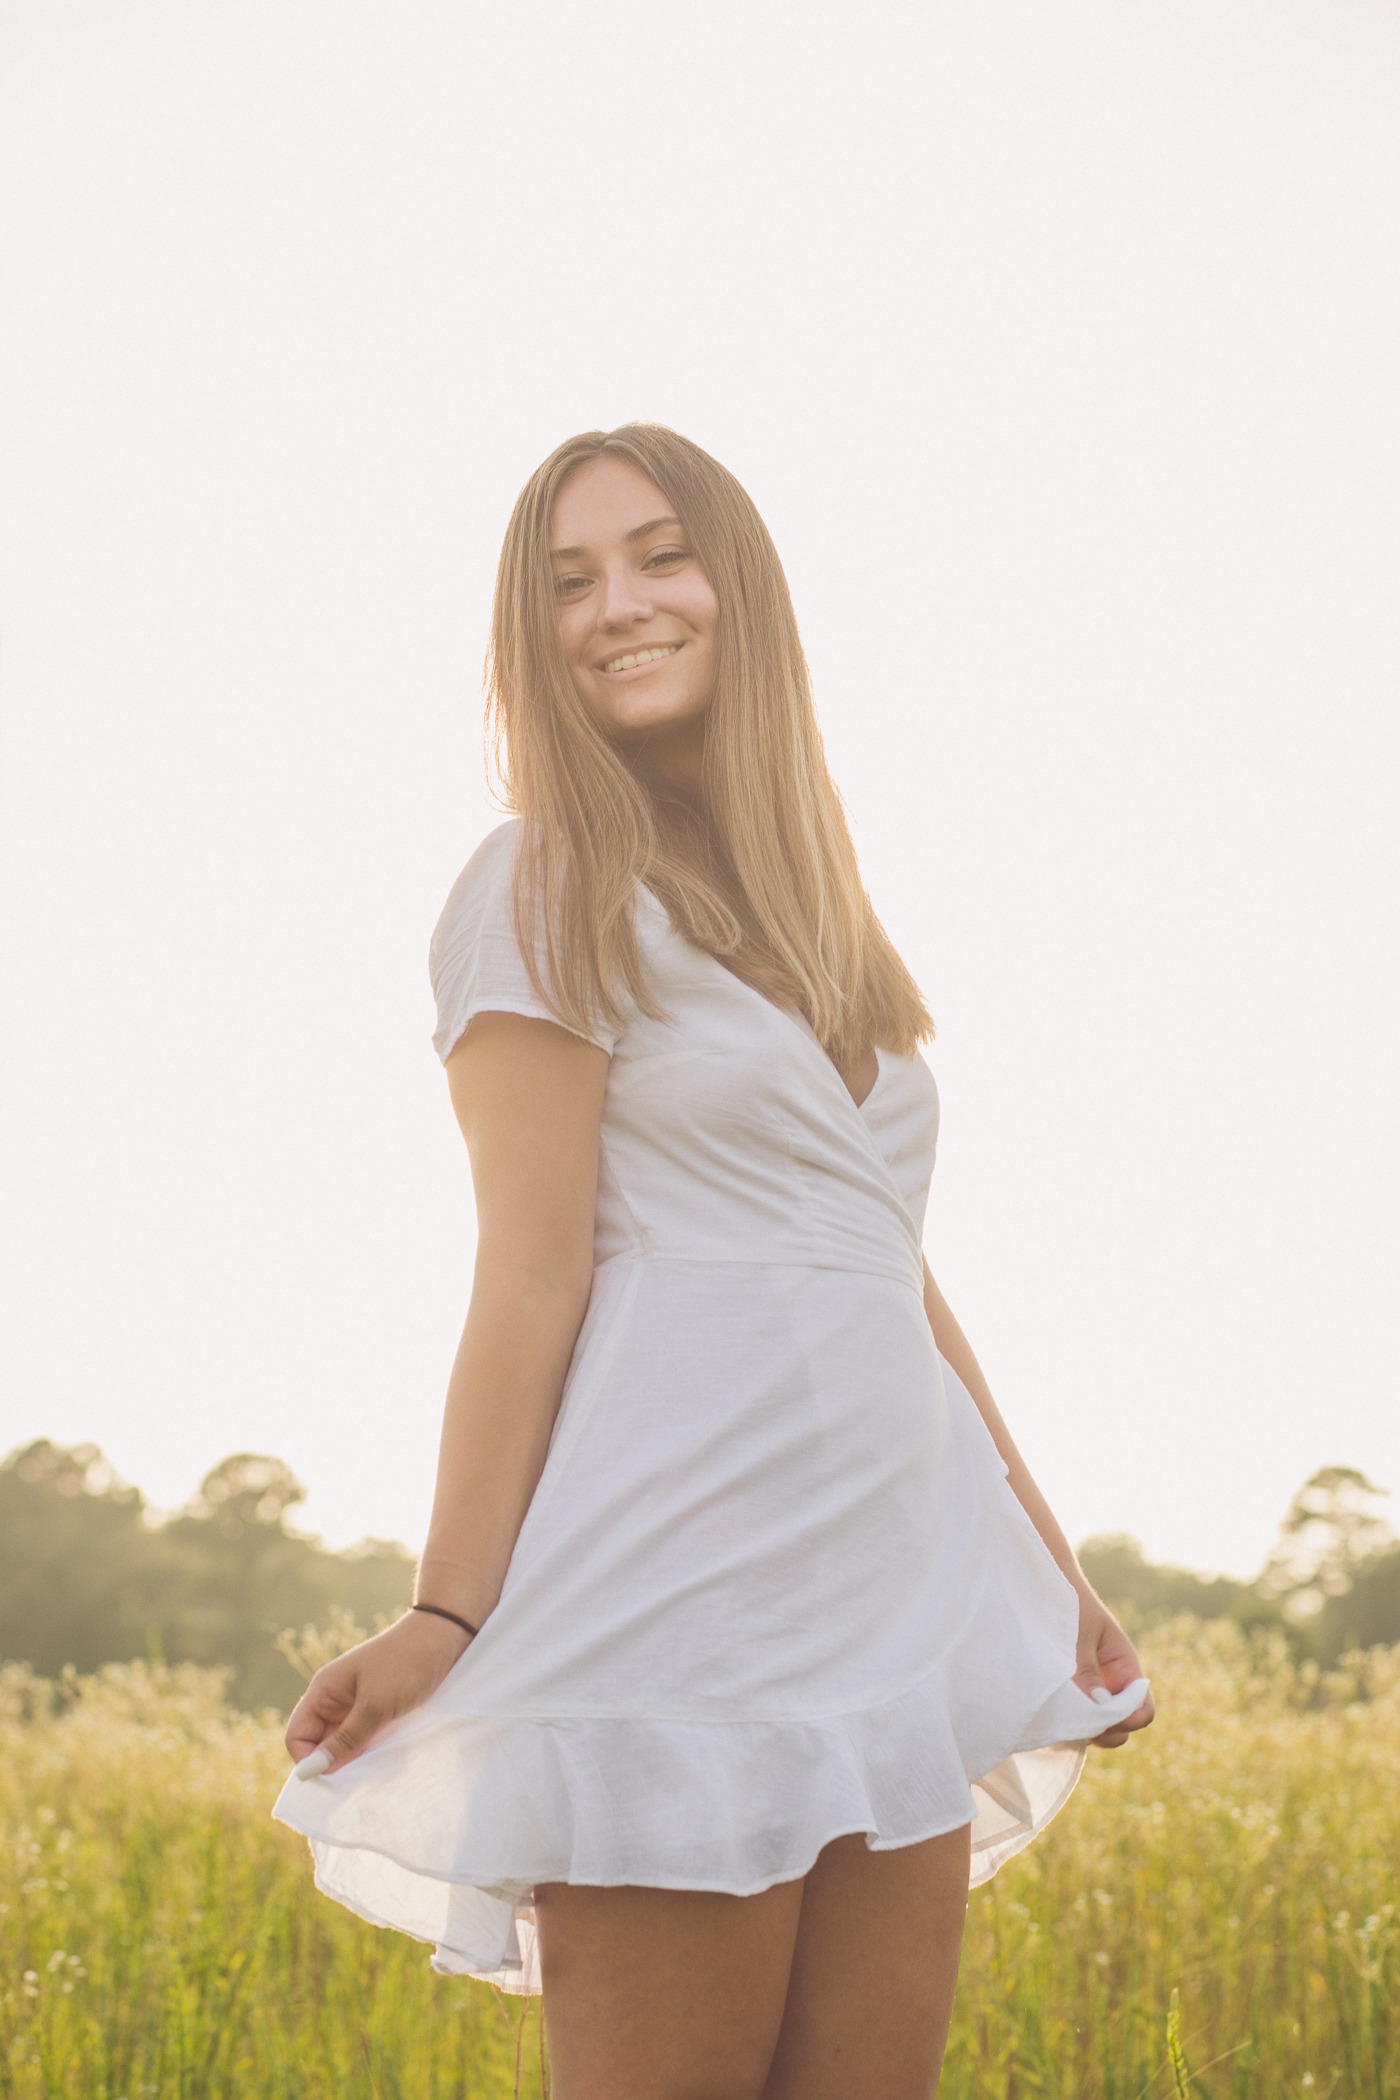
[[761, 1822, 972, 2100], [533, 1875, 806, 2100]]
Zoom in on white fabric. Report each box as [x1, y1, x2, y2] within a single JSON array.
[[273, 818, 1149, 1992]]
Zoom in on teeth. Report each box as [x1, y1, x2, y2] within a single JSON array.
[[602, 644, 679, 674]]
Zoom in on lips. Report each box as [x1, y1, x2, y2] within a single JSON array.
[[598, 642, 683, 675]]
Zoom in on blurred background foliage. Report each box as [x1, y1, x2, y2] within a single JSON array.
[[1, 1440, 1396, 1713], [0, 1441, 413, 1709], [1077, 1463, 1400, 1664]]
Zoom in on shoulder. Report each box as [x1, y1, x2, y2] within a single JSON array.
[[427, 819, 625, 1064], [428, 819, 527, 968], [430, 806, 522, 932], [427, 821, 541, 1064]]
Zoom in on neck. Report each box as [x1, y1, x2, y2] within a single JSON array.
[[626, 716, 707, 800]]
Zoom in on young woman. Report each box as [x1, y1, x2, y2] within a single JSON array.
[[273, 423, 1155, 2100]]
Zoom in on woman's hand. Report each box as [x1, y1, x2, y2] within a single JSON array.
[[1071, 1582, 1157, 1749], [284, 1610, 473, 1776]]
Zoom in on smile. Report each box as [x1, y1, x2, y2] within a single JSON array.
[[598, 643, 682, 676]]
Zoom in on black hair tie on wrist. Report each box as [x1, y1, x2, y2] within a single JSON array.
[[411, 1602, 480, 1639]]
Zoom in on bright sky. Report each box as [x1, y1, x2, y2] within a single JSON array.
[[2, 1, 1397, 1581]]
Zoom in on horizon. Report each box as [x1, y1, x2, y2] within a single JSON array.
[[4, 1430, 1388, 1590]]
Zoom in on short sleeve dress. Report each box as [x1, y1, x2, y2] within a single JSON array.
[[272, 818, 1149, 1993]]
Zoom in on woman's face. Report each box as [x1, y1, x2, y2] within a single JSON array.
[[550, 456, 719, 780]]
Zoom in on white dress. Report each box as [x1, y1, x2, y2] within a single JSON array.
[[272, 818, 1149, 1993]]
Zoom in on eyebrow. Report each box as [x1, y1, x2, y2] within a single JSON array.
[[549, 515, 684, 561]]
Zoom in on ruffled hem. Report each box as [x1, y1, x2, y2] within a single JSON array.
[[273, 1655, 1149, 1994]]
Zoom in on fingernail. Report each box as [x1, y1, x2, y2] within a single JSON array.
[[294, 1747, 333, 1779], [1089, 1685, 1114, 1706]]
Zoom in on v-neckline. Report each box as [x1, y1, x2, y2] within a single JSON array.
[[637, 882, 886, 1114], [791, 1008, 884, 1113]]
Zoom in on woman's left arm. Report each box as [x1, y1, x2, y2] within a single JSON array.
[[921, 1257, 1156, 1749]]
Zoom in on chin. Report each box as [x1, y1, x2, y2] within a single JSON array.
[[611, 705, 701, 739]]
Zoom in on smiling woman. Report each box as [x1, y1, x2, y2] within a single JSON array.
[[272, 423, 1153, 2100], [476, 425, 943, 1103]]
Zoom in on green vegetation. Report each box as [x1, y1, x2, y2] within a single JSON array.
[[1078, 1466, 1400, 1664], [1, 1618, 1397, 2098], [0, 1659, 546, 2100], [2, 1447, 1398, 2092], [0, 1442, 414, 1711]]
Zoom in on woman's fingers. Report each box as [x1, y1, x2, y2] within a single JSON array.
[[1072, 1597, 1157, 1750], [1091, 1685, 1156, 1749], [287, 1693, 381, 1774], [283, 1653, 399, 1774], [284, 1663, 357, 1762], [314, 1695, 390, 1773], [1120, 1688, 1157, 1732]]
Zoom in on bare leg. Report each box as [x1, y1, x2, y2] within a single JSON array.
[[533, 1875, 805, 2100], [761, 1822, 971, 2100], [533, 1822, 970, 2100]]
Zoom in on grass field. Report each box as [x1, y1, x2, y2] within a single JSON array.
[[2, 1615, 1397, 2098]]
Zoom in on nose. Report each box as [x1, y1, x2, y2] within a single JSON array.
[[596, 560, 654, 631]]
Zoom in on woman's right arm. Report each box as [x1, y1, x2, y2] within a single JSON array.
[[283, 1009, 609, 1774]]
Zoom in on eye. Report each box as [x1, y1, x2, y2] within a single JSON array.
[[645, 548, 687, 570], [553, 573, 590, 598]]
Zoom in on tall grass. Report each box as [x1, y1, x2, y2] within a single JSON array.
[[941, 1617, 1400, 2097], [1, 1615, 1396, 2098]]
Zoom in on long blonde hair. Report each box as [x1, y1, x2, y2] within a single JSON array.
[[484, 422, 933, 1063]]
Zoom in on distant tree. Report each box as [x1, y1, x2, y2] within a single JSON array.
[[185, 1452, 309, 1534], [1076, 1533, 1276, 1628], [1316, 1542, 1400, 1658], [331, 1536, 426, 1632], [0, 1441, 163, 1674], [0, 1440, 415, 1709], [161, 1454, 326, 1700], [1079, 1467, 1400, 1665], [1255, 1466, 1394, 1622]]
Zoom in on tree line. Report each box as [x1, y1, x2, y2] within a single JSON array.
[[1078, 1463, 1400, 1662], [1, 1440, 1396, 1712], [0, 1441, 414, 1709]]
